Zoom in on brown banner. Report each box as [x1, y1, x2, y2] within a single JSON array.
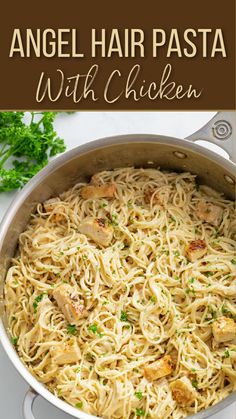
[[0, 0, 235, 110]]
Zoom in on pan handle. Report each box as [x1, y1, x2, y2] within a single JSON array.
[[186, 111, 236, 163], [23, 388, 38, 419]]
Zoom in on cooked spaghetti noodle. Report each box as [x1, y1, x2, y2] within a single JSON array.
[[5, 168, 236, 419]]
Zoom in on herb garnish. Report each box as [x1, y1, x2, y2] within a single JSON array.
[[33, 293, 46, 313], [120, 311, 128, 321], [136, 408, 145, 417], [135, 391, 143, 400], [75, 402, 83, 409], [0, 112, 67, 192], [222, 350, 230, 359], [88, 324, 98, 334], [11, 337, 18, 345], [67, 324, 77, 335], [192, 380, 198, 389]]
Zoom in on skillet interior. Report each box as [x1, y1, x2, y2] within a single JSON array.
[[0, 135, 235, 419]]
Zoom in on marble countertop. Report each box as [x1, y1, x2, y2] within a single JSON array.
[[0, 111, 235, 419]]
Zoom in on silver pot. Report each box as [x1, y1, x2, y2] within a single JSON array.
[[0, 112, 235, 419]]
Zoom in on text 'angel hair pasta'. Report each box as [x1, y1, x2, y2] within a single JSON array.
[[5, 168, 236, 419]]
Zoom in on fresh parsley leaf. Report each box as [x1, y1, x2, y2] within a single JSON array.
[[192, 380, 198, 389], [222, 350, 230, 359], [120, 311, 128, 321], [231, 259, 236, 265], [11, 337, 18, 345], [205, 271, 213, 277], [0, 112, 67, 192], [221, 304, 229, 315], [33, 293, 45, 313], [135, 391, 143, 400], [88, 324, 98, 334], [67, 324, 77, 335], [136, 408, 145, 417], [75, 402, 83, 409], [110, 213, 118, 226]]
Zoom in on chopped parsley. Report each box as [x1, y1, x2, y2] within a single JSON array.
[[135, 391, 143, 400], [136, 408, 145, 417], [75, 401, 83, 409], [88, 324, 103, 337], [192, 380, 198, 389], [221, 304, 229, 315], [120, 311, 128, 321], [231, 259, 236, 265], [67, 324, 77, 335], [189, 277, 195, 284], [33, 293, 45, 313], [124, 324, 131, 329], [11, 337, 18, 346], [174, 250, 180, 257], [222, 350, 230, 359], [205, 271, 213, 277], [150, 296, 156, 303], [110, 213, 118, 226], [88, 324, 98, 334], [186, 287, 195, 296]]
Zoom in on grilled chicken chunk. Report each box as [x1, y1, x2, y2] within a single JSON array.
[[53, 284, 87, 324], [50, 338, 81, 365], [170, 376, 197, 406], [78, 217, 113, 247], [196, 201, 223, 227], [81, 183, 116, 199], [212, 316, 236, 343], [144, 355, 173, 381], [44, 197, 61, 212], [185, 239, 207, 262]]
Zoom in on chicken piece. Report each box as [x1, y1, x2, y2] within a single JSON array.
[[212, 316, 236, 343], [50, 338, 81, 365], [81, 183, 116, 199], [170, 377, 197, 406], [78, 217, 113, 247], [144, 355, 173, 381], [53, 284, 87, 324], [43, 197, 61, 212], [185, 239, 207, 262], [196, 201, 223, 227]]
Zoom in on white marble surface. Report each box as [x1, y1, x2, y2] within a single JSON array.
[[0, 111, 235, 419]]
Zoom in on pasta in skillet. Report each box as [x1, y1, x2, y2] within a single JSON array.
[[5, 168, 236, 419]]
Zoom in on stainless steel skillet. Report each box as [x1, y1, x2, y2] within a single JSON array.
[[0, 111, 235, 419]]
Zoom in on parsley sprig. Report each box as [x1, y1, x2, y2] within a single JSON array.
[[0, 112, 67, 192]]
